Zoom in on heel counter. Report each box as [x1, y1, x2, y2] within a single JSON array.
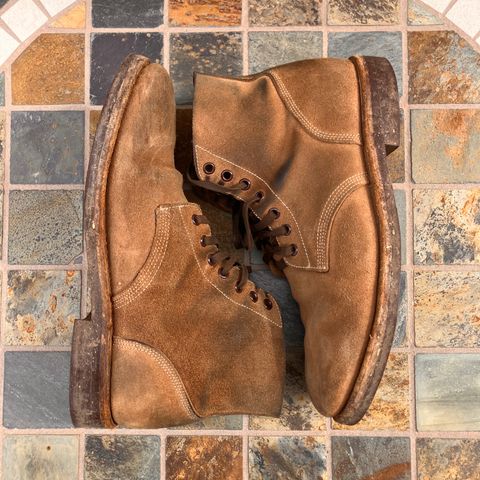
[[111, 337, 198, 428]]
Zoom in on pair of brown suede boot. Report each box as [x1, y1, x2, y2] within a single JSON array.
[[70, 54, 401, 429]]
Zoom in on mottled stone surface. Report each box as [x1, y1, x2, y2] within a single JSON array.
[[11, 111, 84, 184], [249, 0, 321, 26], [3, 351, 72, 428], [250, 348, 325, 431], [409, 31, 480, 104], [394, 271, 407, 347], [415, 271, 480, 347], [394, 189, 406, 265], [9, 190, 83, 265], [408, 0, 443, 25], [85, 435, 160, 480], [248, 32, 323, 74], [417, 438, 480, 480], [5, 270, 80, 346], [90, 33, 163, 105], [92, 0, 163, 27], [3, 435, 79, 480], [176, 415, 242, 430], [328, 0, 400, 25], [416, 354, 480, 431], [0, 71, 4, 106], [166, 436, 242, 480], [413, 189, 480, 265], [170, 33, 242, 105], [249, 436, 327, 480], [0, 110, 5, 180], [332, 436, 411, 480], [170, 0, 241, 26], [334, 353, 409, 431], [11, 34, 84, 105], [389, 110, 405, 183], [328, 32, 403, 94], [50, 1, 86, 28], [412, 109, 480, 183]]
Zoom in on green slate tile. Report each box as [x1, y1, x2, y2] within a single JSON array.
[[416, 354, 480, 431], [328, 0, 400, 25], [248, 0, 321, 26], [92, 0, 163, 28], [3, 435, 78, 480], [248, 31, 323, 74]]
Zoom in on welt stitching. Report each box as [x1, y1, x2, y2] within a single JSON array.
[[114, 337, 197, 419]]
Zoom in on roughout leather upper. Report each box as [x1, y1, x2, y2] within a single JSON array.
[[192, 58, 379, 417]]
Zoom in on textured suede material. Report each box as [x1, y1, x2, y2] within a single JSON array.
[[192, 58, 379, 416]]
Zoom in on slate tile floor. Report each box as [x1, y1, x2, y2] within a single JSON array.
[[0, 0, 480, 478]]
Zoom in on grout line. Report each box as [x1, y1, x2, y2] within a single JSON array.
[[443, 0, 459, 15]]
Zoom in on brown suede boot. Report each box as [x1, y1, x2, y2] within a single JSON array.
[[69, 55, 285, 428], [190, 57, 401, 425]]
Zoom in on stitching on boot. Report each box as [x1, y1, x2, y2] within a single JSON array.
[[178, 205, 283, 328], [113, 208, 171, 309], [316, 173, 369, 269], [267, 71, 362, 145], [114, 336, 198, 420]]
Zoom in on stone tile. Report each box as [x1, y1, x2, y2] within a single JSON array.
[[249, 436, 327, 480], [412, 109, 480, 183], [417, 438, 480, 480], [12, 34, 85, 105], [408, 0, 443, 25], [50, 1, 86, 28], [1, 0, 48, 42], [328, 0, 400, 25], [389, 110, 405, 183], [413, 189, 480, 265], [250, 348, 325, 431], [9, 190, 83, 265], [249, 0, 321, 26], [92, 0, 163, 28], [333, 353, 409, 431], [85, 435, 160, 480], [328, 32, 403, 95], [446, 0, 480, 37], [40, 0, 76, 16], [0, 110, 5, 179], [332, 436, 411, 480], [170, 33, 242, 105], [90, 33, 163, 105], [409, 31, 480, 104], [3, 351, 72, 428], [11, 111, 84, 184], [248, 32, 323, 74], [416, 354, 480, 431], [415, 272, 480, 347], [176, 415, 243, 430], [5, 270, 80, 346], [166, 436, 242, 480], [3, 435, 79, 480], [0, 71, 4, 106], [394, 189, 406, 265], [170, 0, 241, 26], [250, 271, 304, 347], [0, 29, 20, 66], [394, 271, 407, 347]]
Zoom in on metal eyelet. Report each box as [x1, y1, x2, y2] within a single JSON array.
[[255, 191, 265, 201], [218, 268, 229, 279], [203, 163, 215, 174], [207, 255, 216, 266], [200, 235, 207, 247], [284, 224, 292, 236], [249, 291, 259, 302], [240, 178, 251, 190], [264, 298, 273, 310], [235, 283, 243, 294], [290, 244, 298, 256], [270, 208, 280, 219], [192, 214, 200, 226], [221, 170, 233, 182]]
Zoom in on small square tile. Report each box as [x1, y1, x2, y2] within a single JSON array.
[[3, 435, 78, 480], [250, 348, 325, 431], [408, 0, 444, 25], [3, 351, 72, 428], [415, 272, 480, 348], [328, 0, 400, 25], [332, 436, 411, 479], [1, 0, 48, 42], [0, 28, 20, 65], [248, 32, 323, 74], [169, 0, 241, 26], [85, 435, 160, 480], [166, 436, 242, 480], [389, 110, 405, 183], [413, 189, 480, 265], [394, 271, 407, 347], [249, 0, 321, 26], [328, 32, 403, 95], [12, 34, 85, 105], [412, 109, 480, 183], [40, 0, 75, 16], [170, 33, 242, 105], [249, 437, 327, 479], [0, 72, 4, 106], [5, 270, 81, 346], [416, 354, 480, 431], [50, 1, 86, 28], [394, 189, 406, 265], [90, 33, 163, 105], [92, 0, 163, 28], [417, 438, 480, 480], [446, 0, 480, 37], [334, 353, 409, 431], [408, 31, 480, 104], [11, 111, 84, 184], [9, 190, 83, 265]]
